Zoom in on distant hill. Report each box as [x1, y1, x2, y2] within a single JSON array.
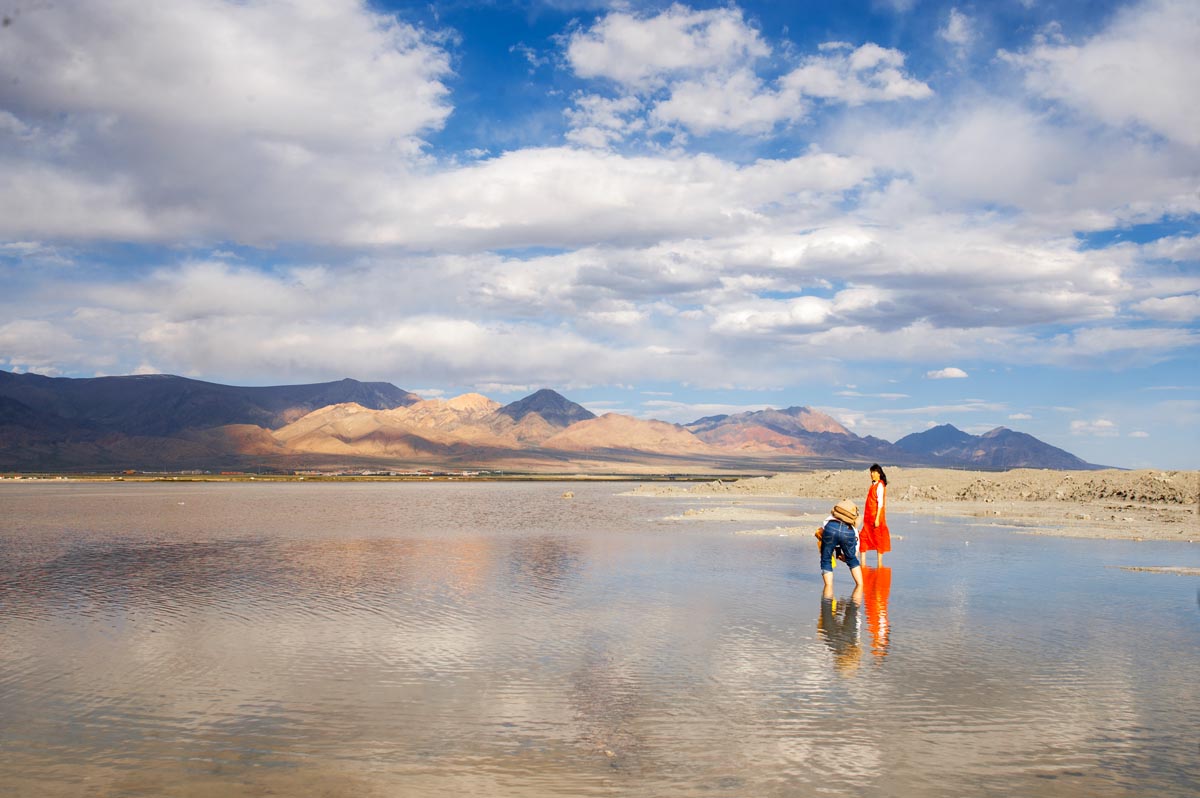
[[495, 389, 596, 427], [541, 413, 714, 455], [685, 406, 906, 461], [0, 371, 1105, 472], [893, 423, 976, 457], [274, 389, 607, 456], [895, 424, 1104, 470], [0, 371, 420, 435]]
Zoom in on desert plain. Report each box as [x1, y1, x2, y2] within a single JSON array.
[[634, 467, 1200, 550]]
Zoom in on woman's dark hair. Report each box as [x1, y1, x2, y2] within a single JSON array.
[[869, 464, 888, 485]]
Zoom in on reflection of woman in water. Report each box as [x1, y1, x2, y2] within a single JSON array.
[[861, 565, 891, 662], [859, 464, 891, 566]]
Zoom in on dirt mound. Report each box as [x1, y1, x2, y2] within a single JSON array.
[[642, 467, 1199, 507]]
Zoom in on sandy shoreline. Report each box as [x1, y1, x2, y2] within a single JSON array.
[[635, 467, 1200, 543]]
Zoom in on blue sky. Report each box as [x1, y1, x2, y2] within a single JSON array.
[[0, 0, 1197, 469]]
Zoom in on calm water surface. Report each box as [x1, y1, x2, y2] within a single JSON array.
[[1, 481, 1198, 797]]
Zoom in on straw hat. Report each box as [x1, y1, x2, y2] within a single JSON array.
[[831, 500, 858, 525]]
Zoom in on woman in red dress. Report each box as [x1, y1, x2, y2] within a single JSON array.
[[859, 463, 891, 565]]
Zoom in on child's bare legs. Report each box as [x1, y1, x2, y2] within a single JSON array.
[[825, 564, 864, 596]]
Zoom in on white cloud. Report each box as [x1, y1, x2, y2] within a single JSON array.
[[873, 0, 918, 14], [0, 0, 1194, 461], [710, 295, 835, 336], [1004, 0, 1200, 146], [781, 43, 932, 105], [0, 0, 451, 148], [1132, 294, 1200, 322], [564, 94, 645, 148], [641, 399, 770, 423], [474, 383, 536, 396], [1141, 235, 1200, 261], [1129, 430, 1150, 438], [939, 9, 976, 50], [927, 367, 969, 379], [7, 200, 1194, 388], [563, 8, 928, 140], [837, 390, 909, 399], [1009, 413, 1033, 420], [840, 97, 1200, 237], [565, 5, 769, 88], [90, 260, 318, 322], [1033, 326, 1197, 364], [1071, 418, 1119, 436], [0, 319, 88, 373], [0, 0, 452, 243], [363, 148, 872, 249], [650, 69, 802, 135], [128, 312, 641, 388]]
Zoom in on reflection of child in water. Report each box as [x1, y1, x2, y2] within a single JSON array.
[[815, 500, 867, 674], [818, 594, 863, 674]]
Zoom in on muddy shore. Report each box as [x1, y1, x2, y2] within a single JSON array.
[[633, 467, 1200, 543]]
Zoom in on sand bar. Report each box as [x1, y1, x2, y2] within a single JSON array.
[[633, 467, 1200, 543]]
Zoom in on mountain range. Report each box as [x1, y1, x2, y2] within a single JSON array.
[[0, 370, 1105, 472]]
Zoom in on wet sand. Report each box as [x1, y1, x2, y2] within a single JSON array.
[[634, 467, 1200, 543]]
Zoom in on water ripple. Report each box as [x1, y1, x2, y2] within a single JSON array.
[[1, 481, 1198, 797]]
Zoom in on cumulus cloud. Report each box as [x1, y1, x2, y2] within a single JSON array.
[[939, 9, 976, 50], [868, 399, 1007, 417], [0, 319, 89, 374], [781, 43, 932, 105], [0, 1, 452, 147], [1141, 235, 1200, 261], [649, 69, 801, 135], [1004, 0, 1200, 146], [927, 367, 969, 379], [0, 0, 453, 242], [838, 390, 909, 399], [1032, 326, 1197, 365], [362, 148, 873, 249], [564, 94, 645, 148], [563, 7, 929, 140], [1131, 294, 1200, 322], [840, 100, 1200, 230], [1071, 418, 1119, 436], [0, 0, 1195, 471], [5, 199, 1196, 387], [710, 296, 835, 336], [641, 399, 770, 423], [565, 4, 769, 88]]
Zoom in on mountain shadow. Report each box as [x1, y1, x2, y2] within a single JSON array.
[[0, 371, 420, 436]]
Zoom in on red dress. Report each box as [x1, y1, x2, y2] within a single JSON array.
[[859, 480, 891, 554]]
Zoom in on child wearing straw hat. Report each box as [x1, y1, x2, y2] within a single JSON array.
[[816, 500, 864, 595]]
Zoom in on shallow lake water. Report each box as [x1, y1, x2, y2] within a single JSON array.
[[1, 481, 1198, 797]]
